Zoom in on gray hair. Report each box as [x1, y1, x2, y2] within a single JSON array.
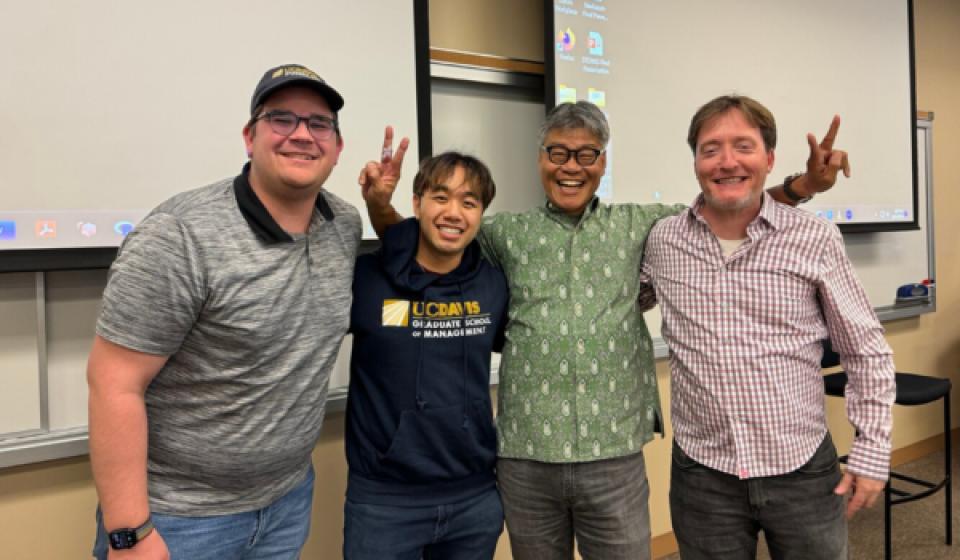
[[538, 101, 610, 147]]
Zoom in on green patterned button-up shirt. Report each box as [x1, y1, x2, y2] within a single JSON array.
[[479, 197, 684, 463]]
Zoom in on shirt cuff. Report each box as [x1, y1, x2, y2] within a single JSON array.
[[846, 437, 891, 481]]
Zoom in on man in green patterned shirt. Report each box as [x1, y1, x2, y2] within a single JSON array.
[[362, 102, 838, 560]]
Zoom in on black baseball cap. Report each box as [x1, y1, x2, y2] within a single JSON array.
[[250, 64, 344, 115]]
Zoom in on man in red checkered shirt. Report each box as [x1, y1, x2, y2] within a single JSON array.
[[640, 95, 895, 560]]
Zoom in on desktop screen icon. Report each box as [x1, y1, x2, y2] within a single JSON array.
[[114, 221, 135, 237], [588, 31, 604, 56], [557, 84, 577, 104], [77, 222, 97, 238], [587, 87, 606, 107], [0, 220, 15, 240], [35, 220, 57, 239], [556, 28, 576, 52]]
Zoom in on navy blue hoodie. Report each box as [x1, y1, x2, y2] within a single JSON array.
[[345, 218, 509, 506]]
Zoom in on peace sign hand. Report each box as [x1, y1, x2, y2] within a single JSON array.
[[359, 126, 410, 210], [804, 115, 851, 194]]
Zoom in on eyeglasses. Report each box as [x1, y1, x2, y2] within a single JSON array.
[[541, 145, 604, 166], [255, 110, 339, 141]]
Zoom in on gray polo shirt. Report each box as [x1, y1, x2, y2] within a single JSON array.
[[97, 167, 361, 515]]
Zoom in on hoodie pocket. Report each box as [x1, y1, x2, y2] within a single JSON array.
[[377, 400, 496, 482]]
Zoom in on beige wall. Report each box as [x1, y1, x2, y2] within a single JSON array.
[[2, 1, 959, 558]]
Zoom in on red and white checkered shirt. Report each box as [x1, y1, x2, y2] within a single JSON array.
[[640, 193, 895, 481]]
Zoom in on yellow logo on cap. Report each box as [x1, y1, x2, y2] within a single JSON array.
[[274, 65, 320, 81]]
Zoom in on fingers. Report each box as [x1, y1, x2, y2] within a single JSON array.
[[381, 126, 394, 164], [391, 137, 410, 170], [824, 150, 851, 180], [834, 472, 854, 496], [806, 132, 819, 166], [820, 115, 841, 151], [838, 474, 884, 519]]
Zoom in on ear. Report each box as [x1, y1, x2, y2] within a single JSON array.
[[596, 150, 608, 174], [412, 194, 422, 220], [243, 124, 254, 157], [333, 134, 345, 163], [766, 149, 775, 173]]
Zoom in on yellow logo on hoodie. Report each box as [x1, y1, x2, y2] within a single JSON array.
[[382, 299, 410, 327]]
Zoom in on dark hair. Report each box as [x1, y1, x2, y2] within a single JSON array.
[[687, 95, 776, 153], [413, 151, 496, 209]]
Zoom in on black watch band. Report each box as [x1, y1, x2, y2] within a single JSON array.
[[782, 173, 812, 203], [108, 517, 155, 550]]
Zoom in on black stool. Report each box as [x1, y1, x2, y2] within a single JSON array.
[[821, 339, 952, 560]]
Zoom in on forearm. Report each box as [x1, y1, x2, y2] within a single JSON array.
[[366, 203, 404, 239], [89, 386, 151, 530]]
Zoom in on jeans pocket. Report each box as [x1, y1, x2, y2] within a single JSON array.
[[794, 433, 840, 476]]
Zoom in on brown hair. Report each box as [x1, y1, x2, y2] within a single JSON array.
[[687, 95, 777, 153]]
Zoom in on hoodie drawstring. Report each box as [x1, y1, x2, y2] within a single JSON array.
[[459, 283, 470, 430]]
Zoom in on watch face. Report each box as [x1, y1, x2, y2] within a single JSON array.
[[109, 530, 137, 550]]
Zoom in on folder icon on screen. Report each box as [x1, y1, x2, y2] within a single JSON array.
[[588, 88, 606, 107], [557, 85, 577, 104]]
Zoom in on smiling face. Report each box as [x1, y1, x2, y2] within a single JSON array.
[[539, 127, 607, 216], [243, 86, 343, 202], [413, 164, 484, 274], [694, 108, 774, 215]]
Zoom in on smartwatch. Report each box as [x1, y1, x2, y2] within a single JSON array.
[[108, 518, 155, 550], [782, 173, 812, 203]]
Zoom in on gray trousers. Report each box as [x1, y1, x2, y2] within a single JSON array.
[[670, 434, 848, 560], [497, 451, 651, 560]]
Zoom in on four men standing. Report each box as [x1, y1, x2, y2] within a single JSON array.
[[88, 62, 894, 560]]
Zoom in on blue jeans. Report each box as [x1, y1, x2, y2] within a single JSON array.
[[343, 486, 504, 560], [497, 452, 651, 560], [93, 465, 315, 560], [670, 434, 847, 560]]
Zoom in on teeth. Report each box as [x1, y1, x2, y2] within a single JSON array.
[[715, 177, 743, 184], [284, 154, 316, 160], [439, 227, 462, 234], [559, 181, 582, 187]]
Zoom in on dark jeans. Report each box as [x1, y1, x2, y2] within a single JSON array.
[[343, 486, 503, 560], [670, 433, 847, 560], [497, 452, 651, 560]]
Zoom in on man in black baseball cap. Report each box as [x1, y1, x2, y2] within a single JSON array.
[[89, 62, 362, 559], [250, 63, 344, 115]]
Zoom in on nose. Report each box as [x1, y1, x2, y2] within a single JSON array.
[[718, 146, 738, 168], [288, 118, 313, 142], [560, 154, 582, 173]]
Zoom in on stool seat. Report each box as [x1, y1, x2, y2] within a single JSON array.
[[823, 371, 952, 405]]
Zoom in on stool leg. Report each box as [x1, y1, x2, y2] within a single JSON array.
[[885, 478, 892, 560], [945, 393, 952, 546]]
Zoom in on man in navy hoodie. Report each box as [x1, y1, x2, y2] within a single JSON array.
[[344, 151, 509, 559]]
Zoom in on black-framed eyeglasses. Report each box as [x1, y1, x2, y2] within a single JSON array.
[[255, 110, 339, 141], [541, 144, 604, 166]]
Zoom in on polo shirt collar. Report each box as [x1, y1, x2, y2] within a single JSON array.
[[233, 162, 336, 243]]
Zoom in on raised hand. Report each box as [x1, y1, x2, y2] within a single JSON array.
[[359, 126, 409, 209], [804, 115, 851, 194]]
